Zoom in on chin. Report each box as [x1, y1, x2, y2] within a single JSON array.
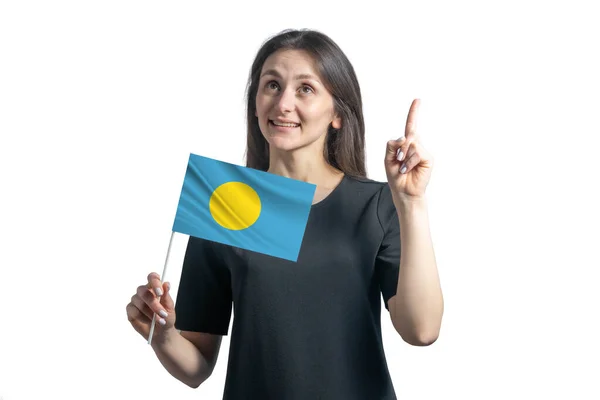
[[266, 136, 303, 152]]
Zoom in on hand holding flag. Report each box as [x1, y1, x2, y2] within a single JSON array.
[[126, 273, 176, 343], [144, 153, 316, 345]]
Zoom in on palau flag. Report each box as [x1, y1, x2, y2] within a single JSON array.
[[171, 153, 317, 262]]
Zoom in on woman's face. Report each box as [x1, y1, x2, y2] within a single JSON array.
[[255, 49, 341, 154]]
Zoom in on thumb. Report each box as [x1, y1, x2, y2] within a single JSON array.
[[160, 281, 175, 312]]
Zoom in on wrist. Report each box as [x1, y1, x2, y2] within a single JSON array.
[[392, 194, 427, 213], [150, 326, 179, 350]]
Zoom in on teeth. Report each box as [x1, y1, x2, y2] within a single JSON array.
[[272, 121, 299, 127]]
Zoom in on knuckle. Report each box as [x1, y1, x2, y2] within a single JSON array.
[[126, 304, 137, 321], [138, 288, 156, 306], [144, 292, 157, 306], [136, 285, 148, 298]]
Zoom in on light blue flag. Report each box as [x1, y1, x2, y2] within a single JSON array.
[[172, 153, 316, 262]]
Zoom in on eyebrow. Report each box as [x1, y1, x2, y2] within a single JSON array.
[[260, 69, 320, 82]]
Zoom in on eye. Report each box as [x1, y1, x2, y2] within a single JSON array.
[[300, 85, 314, 94], [265, 81, 280, 91]]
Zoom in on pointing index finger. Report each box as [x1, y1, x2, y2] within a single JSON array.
[[405, 98, 421, 139]]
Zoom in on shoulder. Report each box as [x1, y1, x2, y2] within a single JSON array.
[[186, 236, 231, 266], [342, 174, 394, 206], [341, 174, 389, 197], [340, 174, 397, 228]]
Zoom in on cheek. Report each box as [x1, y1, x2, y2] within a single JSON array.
[[255, 98, 264, 116], [255, 99, 270, 134], [304, 99, 331, 118], [256, 91, 274, 109], [303, 107, 332, 128]]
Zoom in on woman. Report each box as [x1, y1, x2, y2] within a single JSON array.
[[126, 29, 444, 399]]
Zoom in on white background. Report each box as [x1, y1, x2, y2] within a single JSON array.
[[1, 0, 599, 399]]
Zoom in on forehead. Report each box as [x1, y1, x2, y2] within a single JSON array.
[[260, 49, 320, 76]]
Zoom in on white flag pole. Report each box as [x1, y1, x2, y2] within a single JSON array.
[[148, 230, 175, 345]]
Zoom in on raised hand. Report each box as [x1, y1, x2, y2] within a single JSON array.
[[384, 99, 433, 200]]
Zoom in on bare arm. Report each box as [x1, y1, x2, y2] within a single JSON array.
[[126, 273, 224, 389], [382, 99, 444, 345], [150, 329, 223, 388], [388, 197, 444, 346]]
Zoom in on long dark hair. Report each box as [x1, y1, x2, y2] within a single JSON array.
[[244, 29, 366, 177]]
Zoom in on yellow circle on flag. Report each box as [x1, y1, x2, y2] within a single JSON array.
[[209, 181, 262, 230]]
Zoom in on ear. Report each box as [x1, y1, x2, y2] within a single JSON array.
[[331, 115, 342, 130]]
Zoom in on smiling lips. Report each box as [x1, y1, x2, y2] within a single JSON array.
[[270, 119, 300, 128]]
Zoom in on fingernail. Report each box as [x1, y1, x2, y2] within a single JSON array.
[[158, 317, 166, 325], [396, 151, 404, 161], [159, 310, 168, 318], [398, 136, 405, 141], [400, 165, 407, 174], [154, 287, 163, 297]]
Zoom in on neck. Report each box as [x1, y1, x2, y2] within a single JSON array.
[[267, 147, 342, 185]]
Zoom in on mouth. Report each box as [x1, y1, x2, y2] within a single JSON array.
[[269, 119, 301, 129]]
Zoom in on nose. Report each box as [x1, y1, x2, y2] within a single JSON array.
[[275, 87, 295, 114]]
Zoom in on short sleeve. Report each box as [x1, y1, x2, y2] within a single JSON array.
[[375, 184, 401, 311], [174, 236, 233, 335]]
